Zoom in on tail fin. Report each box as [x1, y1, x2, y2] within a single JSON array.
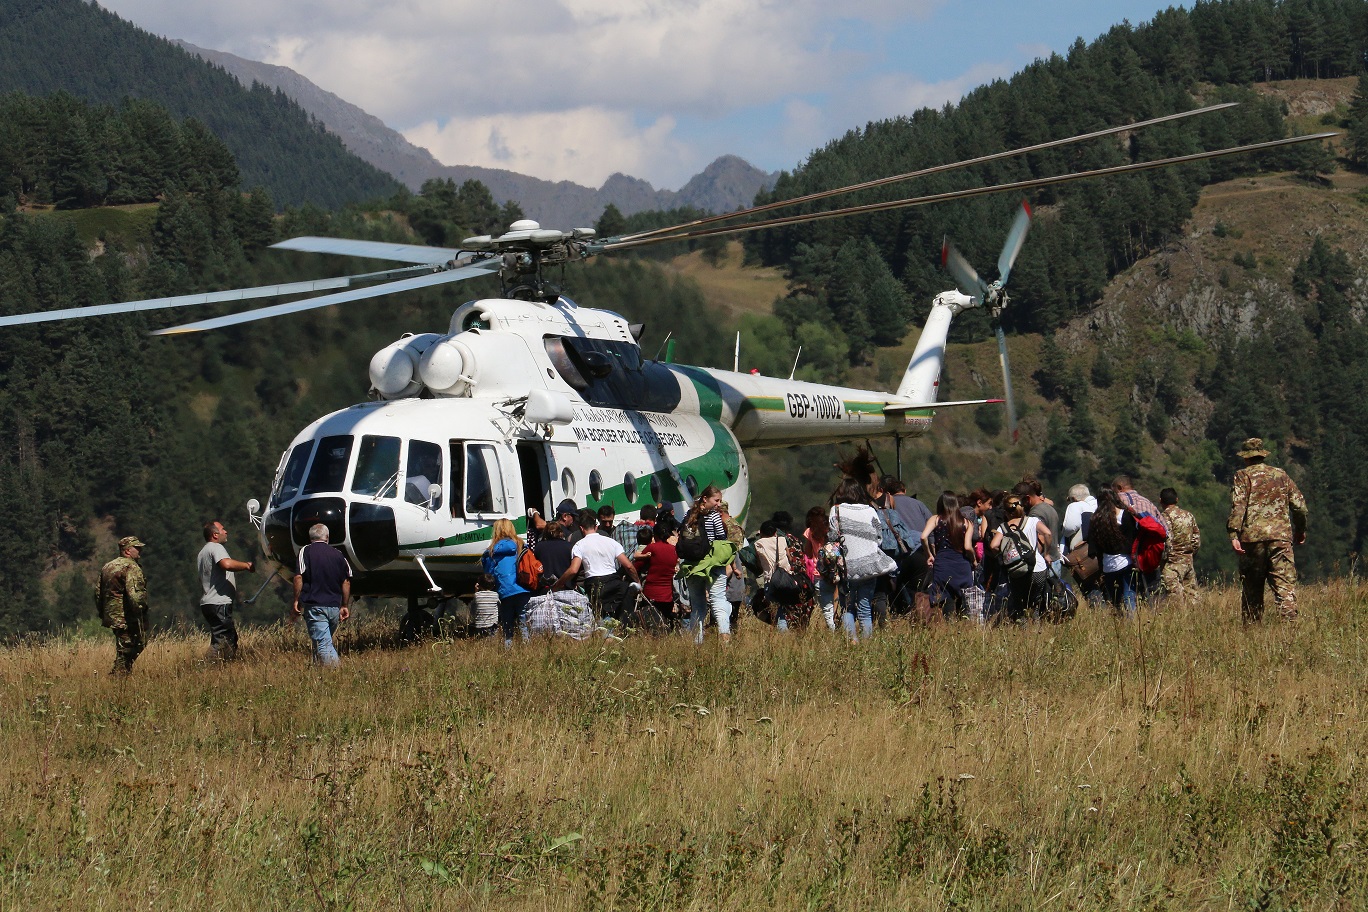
[[896, 291, 973, 401]]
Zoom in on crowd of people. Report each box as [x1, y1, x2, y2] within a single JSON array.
[[94, 438, 1308, 671], [474, 437, 1308, 645]]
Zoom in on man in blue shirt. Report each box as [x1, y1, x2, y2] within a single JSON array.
[[292, 523, 353, 666]]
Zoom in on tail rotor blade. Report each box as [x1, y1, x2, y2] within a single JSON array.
[[996, 325, 1019, 443], [997, 200, 1032, 285], [941, 238, 987, 297]]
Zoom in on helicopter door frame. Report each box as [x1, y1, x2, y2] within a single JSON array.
[[516, 441, 551, 519], [451, 440, 516, 523]]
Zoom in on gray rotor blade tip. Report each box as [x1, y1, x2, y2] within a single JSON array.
[[997, 200, 1032, 285], [941, 239, 985, 296], [996, 325, 1018, 442]]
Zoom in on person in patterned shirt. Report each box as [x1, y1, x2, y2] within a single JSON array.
[[1159, 488, 1201, 605], [98, 536, 150, 675], [1227, 438, 1308, 623]]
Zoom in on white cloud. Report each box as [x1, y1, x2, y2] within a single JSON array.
[[404, 107, 692, 188]]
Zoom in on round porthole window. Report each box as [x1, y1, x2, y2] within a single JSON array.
[[589, 470, 603, 503], [649, 474, 662, 503], [624, 473, 638, 504], [685, 475, 698, 498], [561, 468, 575, 499]]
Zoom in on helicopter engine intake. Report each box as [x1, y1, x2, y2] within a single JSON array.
[[368, 333, 440, 399]]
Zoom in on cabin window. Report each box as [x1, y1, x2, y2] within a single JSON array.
[[685, 475, 698, 498], [272, 441, 314, 507], [465, 444, 505, 515], [624, 472, 638, 504], [301, 435, 353, 496], [561, 467, 576, 499], [589, 470, 603, 504], [351, 435, 401, 497], [649, 473, 662, 503], [405, 440, 443, 508]]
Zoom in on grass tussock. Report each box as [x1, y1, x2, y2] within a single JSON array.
[[3, 581, 1368, 910]]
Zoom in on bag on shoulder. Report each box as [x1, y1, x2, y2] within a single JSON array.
[[516, 546, 544, 592], [997, 524, 1037, 580], [676, 518, 711, 563], [737, 541, 761, 574]]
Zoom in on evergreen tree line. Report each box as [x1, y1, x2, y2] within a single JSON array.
[[745, 0, 1354, 365], [0, 91, 239, 210], [0, 0, 401, 210]]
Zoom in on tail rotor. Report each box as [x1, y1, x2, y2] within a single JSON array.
[[940, 200, 1032, 442]]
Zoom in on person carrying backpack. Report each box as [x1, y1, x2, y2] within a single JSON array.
[[677, 485, 735, 643], [480, 518, 531, 643], [989, 494, 1051, 622]]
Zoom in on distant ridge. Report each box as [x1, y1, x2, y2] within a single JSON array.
[[0, 0, 399, 209], [176, 40, 778, 228]]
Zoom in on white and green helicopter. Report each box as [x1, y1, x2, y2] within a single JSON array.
[[0, 105, 1331, 599]]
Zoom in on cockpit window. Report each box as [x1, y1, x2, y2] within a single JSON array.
[[272, 441, 314, 507], [351, 435, 401, 497], [301, 435, 353, 496], [405, 440, 443, 508], [465, 443, 505, 514]]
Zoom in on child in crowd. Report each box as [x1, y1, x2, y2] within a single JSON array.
[[472, 573, 501, 637]]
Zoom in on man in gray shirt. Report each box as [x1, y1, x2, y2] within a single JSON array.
[[197, 520, 255, 660], [1016, 480, 1062, 575]]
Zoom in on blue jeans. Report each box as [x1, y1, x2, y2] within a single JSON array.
[[814, 576, 837, 630], [304, 605, 340, 666], [842, 577, 878, 642], [686, 568, 730, 642]]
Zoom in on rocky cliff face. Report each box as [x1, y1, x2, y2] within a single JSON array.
[[176, 41, 777, 228]]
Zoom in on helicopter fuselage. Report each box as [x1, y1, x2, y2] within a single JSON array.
[[256, 295, 948, 599]]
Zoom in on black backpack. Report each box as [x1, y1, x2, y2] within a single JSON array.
[[997, 523, 1037, 580], [676, 518, 711, 563]]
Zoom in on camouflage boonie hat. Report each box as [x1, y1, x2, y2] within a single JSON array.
[[1237, 437, 1271, 458], [118, 535, 145, 550]]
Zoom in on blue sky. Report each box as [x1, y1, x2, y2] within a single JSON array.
[[97, 0, 1187, 189]]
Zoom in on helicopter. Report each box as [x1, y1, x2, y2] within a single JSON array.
[[0, 104, 1333, 600]]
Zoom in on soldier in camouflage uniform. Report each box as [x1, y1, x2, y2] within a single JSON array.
[[1227, 438, 1307, 623], [97, 536, 150, 674], [1159, 488, 1201, 604]]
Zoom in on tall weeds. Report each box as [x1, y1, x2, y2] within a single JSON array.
[[2, 581, 1366, 909]]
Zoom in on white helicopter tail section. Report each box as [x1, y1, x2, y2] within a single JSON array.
[[895, 290, 974, 402]]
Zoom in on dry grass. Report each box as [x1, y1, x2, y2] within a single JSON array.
[[3, 581, 1368, 910], [663, 241, 790, 321]]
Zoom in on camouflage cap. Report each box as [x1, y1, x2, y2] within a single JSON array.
[[1238, 437, 1271, 458], [118, 535, 146, 550]]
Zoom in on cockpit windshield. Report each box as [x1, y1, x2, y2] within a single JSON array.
[[351, 435, 401, 498], [272, 441, 314, 507], [301, 435, 353, 496]]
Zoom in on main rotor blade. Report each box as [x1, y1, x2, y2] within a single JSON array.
[[151, 260, 500, 335], [602, 132, 1337, 252], [996, 325, 1019, 443], [941, 240, 987, 298], [615, 102, 1239, 244], [997, 201, 1032, 286], [0, 265, 435, 329], [271, 236, 464, 265]]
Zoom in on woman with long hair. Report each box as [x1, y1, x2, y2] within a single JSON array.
[[480, 517, 531, 642], [802, 506, 838, 630], [679, 484, 734, 643], [829, 477, 896, 643], [1087, 487, 1137, 613], [920, 492, 977, 620], [988, 493, 1052, 622]]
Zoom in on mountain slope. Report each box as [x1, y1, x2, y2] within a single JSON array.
[[0, 0, 399, 209], [175, 40, 778, 228]]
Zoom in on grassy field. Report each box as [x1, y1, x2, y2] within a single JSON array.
[[3, 581, 1367, 910]]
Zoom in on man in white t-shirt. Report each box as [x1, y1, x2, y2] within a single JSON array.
[[553, 510, 641, 621], [1061, 483, 1097, 551], [197, 520, 255, 660]]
